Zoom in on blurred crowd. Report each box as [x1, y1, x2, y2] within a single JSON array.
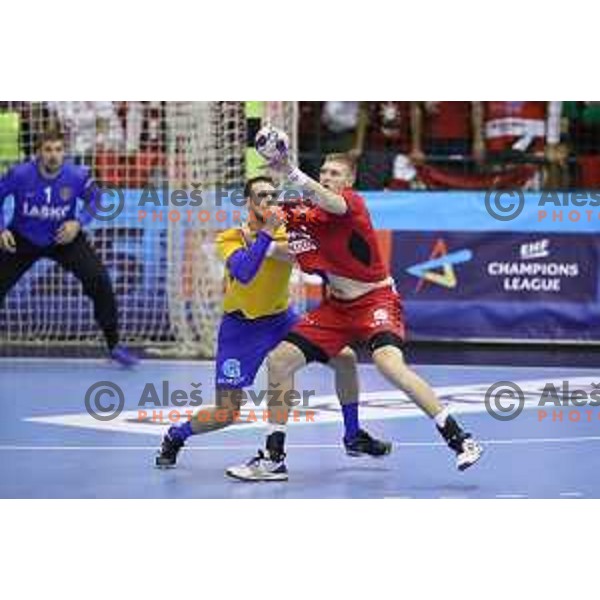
[[1, 101, 598, 190], [299, 101, 600, 190]]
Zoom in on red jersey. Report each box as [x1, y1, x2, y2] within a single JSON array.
[[424, 101, 471, 141], [285, 189, 389, 283], [484, 101, 547, 153]]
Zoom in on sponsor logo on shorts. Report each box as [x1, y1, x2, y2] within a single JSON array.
[[373, 308, 389, 326], [222, 358, 241, 380]]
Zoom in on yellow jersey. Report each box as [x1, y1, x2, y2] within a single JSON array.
[[216, 226, 292, 319]]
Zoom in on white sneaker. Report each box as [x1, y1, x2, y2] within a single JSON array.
[[456, 437, 483, 471], [226, 450, 289, 482]]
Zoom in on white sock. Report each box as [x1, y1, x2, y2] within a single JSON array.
[[433, 407, 449, 429]]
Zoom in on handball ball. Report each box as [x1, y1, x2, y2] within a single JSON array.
[[255, 125, 289, 162]]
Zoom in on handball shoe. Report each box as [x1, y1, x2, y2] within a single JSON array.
[[155, 427, 185, 468], [226, 450, 288, 482], [437, 415, 483, 471], [111, 344, 139, 368], [344, 429, 392, 457]]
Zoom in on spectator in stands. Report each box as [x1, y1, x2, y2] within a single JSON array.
[[563, 101, 600, 188], [566, 101, 600, 152], [472, 101, 567, 189], [298, 102, 361, 179], [47, 101, 125, 162], [410, 101, 474, 164], [47, 101, 165, 187], [354, 101, 415, 189], [321, 101, 360, 151], [114, 101, 144, 154], [298, 102, 322, 177], [137, 101, 165, 155]]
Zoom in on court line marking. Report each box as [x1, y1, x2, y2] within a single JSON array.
[[0, 358, 212, 367], [495, 494, 528, 498], [3, 434, 600, 451], [1, 357, 598, 372], [384, 492, 585, 499], [438, 496, 470, 499], [21, 374, 600, 436]]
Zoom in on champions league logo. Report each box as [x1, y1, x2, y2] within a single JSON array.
[[487, 238, 580, 293]]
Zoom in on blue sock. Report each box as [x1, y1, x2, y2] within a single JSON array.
[[170, 421, 193, 442], [341, 403, 359, 441]]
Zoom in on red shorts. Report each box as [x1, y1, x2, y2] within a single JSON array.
[[288, 285, 405, 361]]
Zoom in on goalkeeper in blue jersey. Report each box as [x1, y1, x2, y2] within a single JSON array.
[[0, 127, 137, 367]]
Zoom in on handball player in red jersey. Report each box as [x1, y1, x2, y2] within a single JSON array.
[[226, 149, 483, 481]]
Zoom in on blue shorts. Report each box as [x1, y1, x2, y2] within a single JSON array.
[[215, 308, 299, 389]]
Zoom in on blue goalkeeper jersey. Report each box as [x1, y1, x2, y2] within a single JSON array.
[[0, 158, 95, 247]]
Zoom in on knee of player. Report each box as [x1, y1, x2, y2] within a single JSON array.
[[266, 347, 294, 381], [372, 344, 406, 371], [216, 388, 243, 411], [335, 346, 358, 371]]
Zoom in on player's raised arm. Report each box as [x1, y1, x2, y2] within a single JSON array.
[[283, 159, 348, 215]]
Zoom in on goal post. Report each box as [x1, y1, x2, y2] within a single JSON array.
[[151, 101, 304, 358]]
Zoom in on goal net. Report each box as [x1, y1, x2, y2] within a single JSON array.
[[0, 101, 302, 358]]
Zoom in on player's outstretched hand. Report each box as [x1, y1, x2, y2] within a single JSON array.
[[55, 220, 81, 245], [0, 230, 16, 253]]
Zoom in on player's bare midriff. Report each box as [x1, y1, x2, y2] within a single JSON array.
[[326, 273, 394, 301]]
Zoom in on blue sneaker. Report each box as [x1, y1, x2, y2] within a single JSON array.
[[110, 344, 139, 368], [226, 450, 288, 481]]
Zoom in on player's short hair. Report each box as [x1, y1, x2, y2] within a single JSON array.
[[36, 125, 65, 149], [324, 153, 357, 178], [244, 175, 275, 199]]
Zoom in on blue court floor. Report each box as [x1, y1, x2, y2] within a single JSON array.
[[1, 358, 599, 498]]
